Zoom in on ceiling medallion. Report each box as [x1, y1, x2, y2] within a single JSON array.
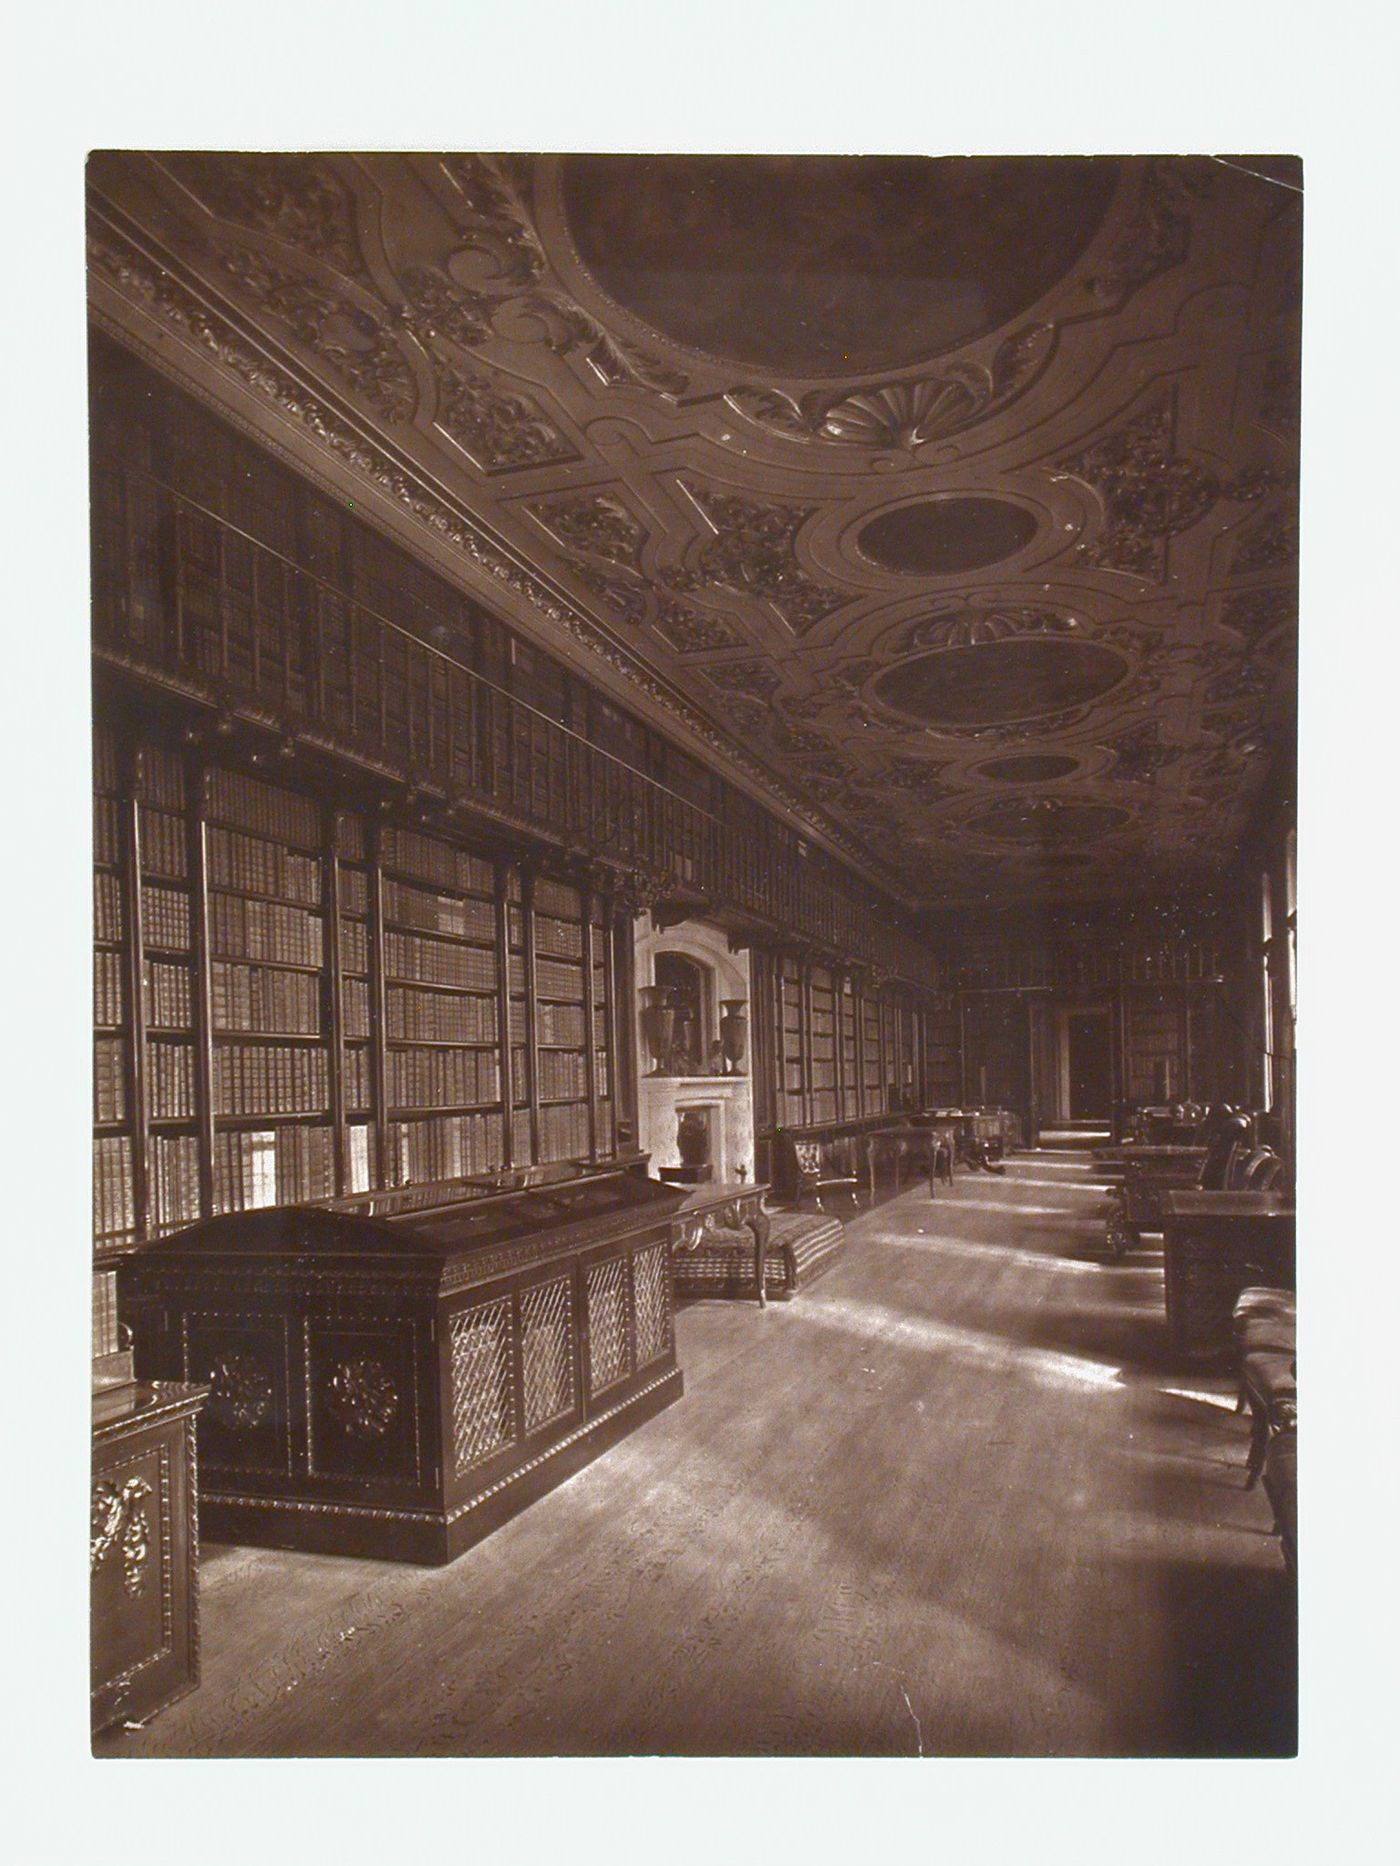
[[558, 155, 1120, 377], [857, 498, 1040, 575], [872, 638, 1127, 729]]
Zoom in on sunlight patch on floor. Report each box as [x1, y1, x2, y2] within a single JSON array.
[[800, 1293, 1126, 1392]]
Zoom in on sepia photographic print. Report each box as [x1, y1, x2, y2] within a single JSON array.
[[85, 144, 1301, 1760], [9, 6, 1397, 1859]]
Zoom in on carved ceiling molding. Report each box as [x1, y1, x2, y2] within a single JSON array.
[[91, 150, 1299, 909], [164, 152, 367, 280], [667, 483, 848, 635], [217, 244, 419, 423], [85, 214, 913, 908], [432, 155, 691, 397], [1055, 391, 1282, 580], [723, 326, 1056, 455], [528, 490, 648, 571], [1230, 503, 1299, 576], [1082, 158, 1212, 306], [432, 360, 577, 474], [898, 603, 1081, 654], [651, 599, 744, 656]]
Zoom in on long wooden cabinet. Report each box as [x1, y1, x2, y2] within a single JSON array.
[[119, 1158, 686, 1563]]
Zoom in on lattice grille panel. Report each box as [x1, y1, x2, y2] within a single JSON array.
[[632, 1243, 672, 1367], [521, 1275, 576, 1432], [449, 1297, 515, 1476], [586, 1255, 632, 1394]]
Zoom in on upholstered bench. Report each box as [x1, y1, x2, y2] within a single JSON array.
[[1232, 1287, 1296, 1410], [1242, 1350, 1297, 1488], [672, 1207, 844, 1304]]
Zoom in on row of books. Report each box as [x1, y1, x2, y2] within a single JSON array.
[[150, 1133, 201, 1229], [95, 1037, 127, 1123], [384, 928, 497, 989], [139, 806, 187, 880], [213, 1042, 330, 1116], [387, 1045, 502, 1110], [382, 878, 496, 943], [533, 877, 582, 920], [144, 958, 193, 1029], [94, 795, 121, 868], [208, 766, 321, 851], [345, 1044, 372, 1111], [387, 985, 498, 1044], [538, 1049, 588, 1100], [338, 866, 370, 919], [212, 1123, 336, 1212], [135, 743, 185, 813], [339, 915, 369, 973], [380, 826, 494, 897], [142, 883, 192, 952], [95, 871, 124, 944], [211, 960, 321, 1035], [593, 1055, 610, 1100], [536, 1002, 586, 1046], [343, 976, 370, 1040], [95, 951, 125, 1028], [209, 894, 322, 968], [539, 1100, 590, 1162], [388, 1110, 505, 1183], [147, 1039, 196, 1120], [93, 1270, 120, 1359], [207, 825, 322, 907], [534, 913, 583, 960], [536, 955, 584, 1000], [336, 811, 366, 863], [93, 1135, 136, 1237]]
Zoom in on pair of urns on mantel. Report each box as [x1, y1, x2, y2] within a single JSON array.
[[639, 990, 747, 1079]]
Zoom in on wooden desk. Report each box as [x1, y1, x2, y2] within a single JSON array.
[[1160, 1191, 1296, 1360], [865, 1125, 956, 1200], [92, 1382, 207, 1734]]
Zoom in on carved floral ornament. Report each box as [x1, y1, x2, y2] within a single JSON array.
[[1053, 393, 1283, 581], [206, 1350, 275, 1431], [91, 1476, 154, 1596], [325, 1356, 400, 1440]]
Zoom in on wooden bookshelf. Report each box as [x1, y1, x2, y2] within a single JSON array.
[[90, 730, 629, 1252], [378, 825, 505, 1184]]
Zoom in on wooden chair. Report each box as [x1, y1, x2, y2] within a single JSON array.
[[791, 1138, 861, 1214]]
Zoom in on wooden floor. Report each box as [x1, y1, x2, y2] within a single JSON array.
[[95, 1150, 1296, 1758]]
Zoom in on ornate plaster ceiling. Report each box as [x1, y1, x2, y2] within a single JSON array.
[[86, 150, 1300, 910]]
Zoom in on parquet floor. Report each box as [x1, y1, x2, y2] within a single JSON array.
[[94, 1149, 1296, 1758]]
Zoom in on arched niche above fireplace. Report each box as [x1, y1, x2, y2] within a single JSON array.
[[634, 916, 754, 1185]]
